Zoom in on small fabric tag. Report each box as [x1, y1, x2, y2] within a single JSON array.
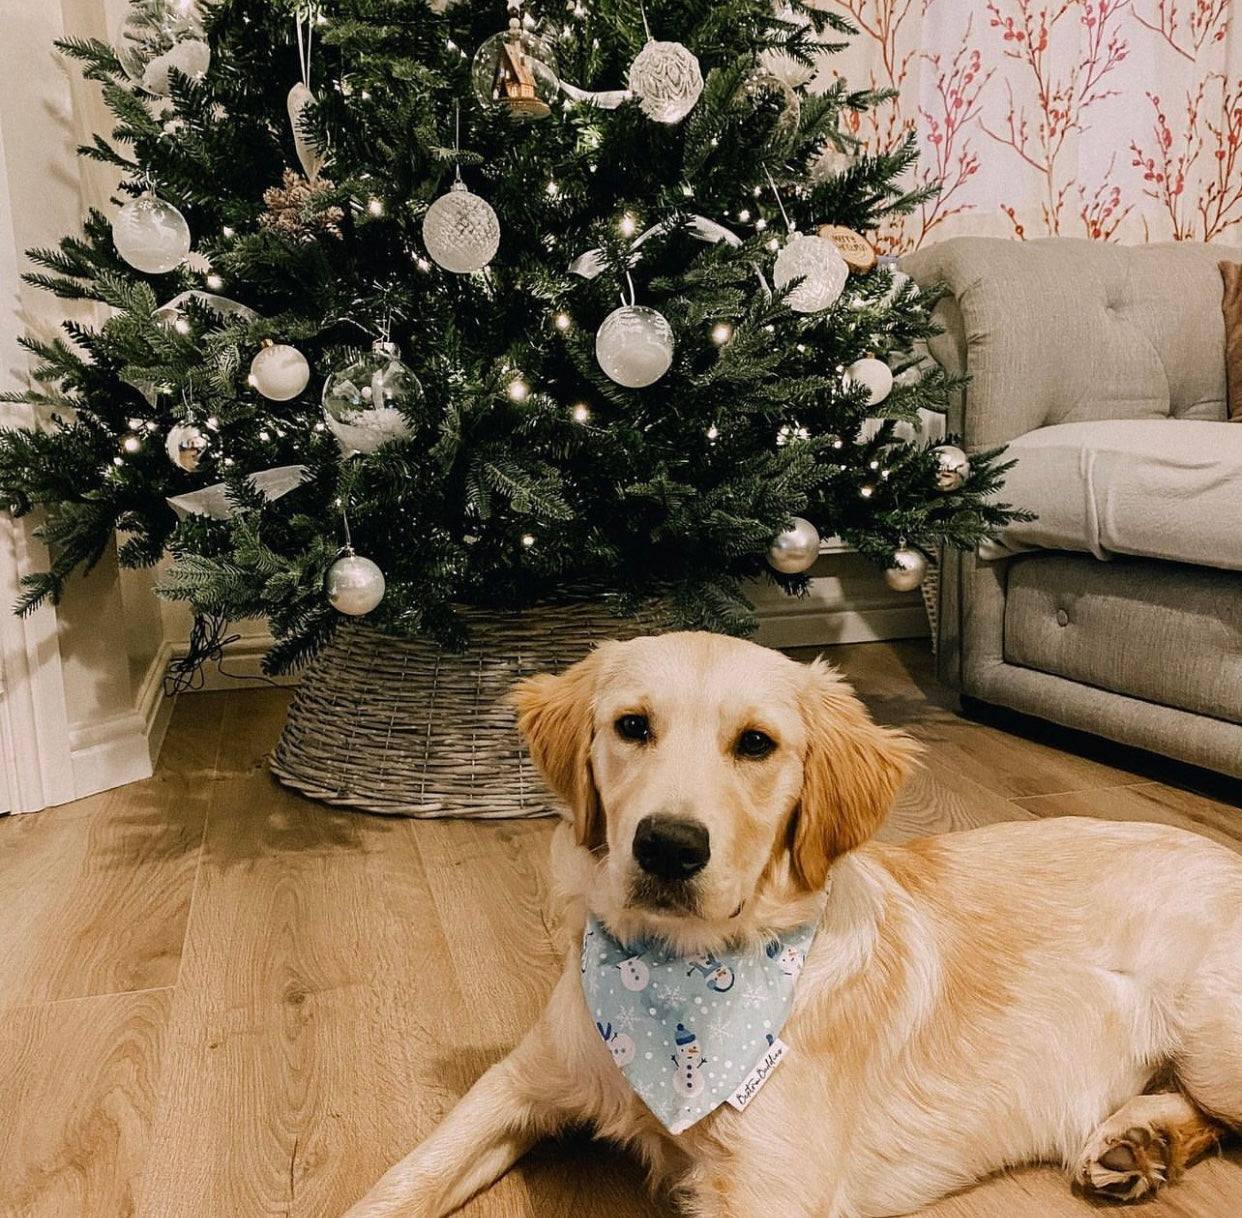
[[726, 1037, 788, 1112]]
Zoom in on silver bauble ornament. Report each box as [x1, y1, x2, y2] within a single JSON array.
[[165, 423, 209, 472], [323, 341, 420, 455], [112, 194, 192, 274], [767, 516, 821, 574], [115, 0, 210, 96], [932, 444, 971, 491], [249, 342, 311, 401], [595, 305, 675, 388], [422, 180, 501, 273], [628, 40, 704, 124], [773, 234, 848, 314], [471, 25, 560, 120], [884, 547, 928, 592], [326, 551, 386, 616], [843, 357, 894, 406]]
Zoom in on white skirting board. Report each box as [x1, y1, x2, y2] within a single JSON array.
[[167, 548, 931, 693]]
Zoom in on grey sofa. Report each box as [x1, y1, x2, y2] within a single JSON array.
[[902, 237, 1242, 781]]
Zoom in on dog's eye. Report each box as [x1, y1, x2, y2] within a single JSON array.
[[615, 713, 650, 743], [736, 729, 776, 759]]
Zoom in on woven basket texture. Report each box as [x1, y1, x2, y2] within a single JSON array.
[[270, 600, 670, 818]]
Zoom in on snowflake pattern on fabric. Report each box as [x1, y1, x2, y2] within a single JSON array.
[[582, 902, 825, 1134]]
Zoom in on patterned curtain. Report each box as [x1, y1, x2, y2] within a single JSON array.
[[818, 0, 1242, 252]]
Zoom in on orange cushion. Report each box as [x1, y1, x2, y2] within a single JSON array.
[[1219, 261, 1242, 420]]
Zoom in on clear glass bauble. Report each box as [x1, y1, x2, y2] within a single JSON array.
[[165, 422, 209, 471], [422, 181, 501, 274], [326, 552, 386, 616], [932, 444, 971, 491], [884, 547, 928, 592], [595, 305, 675, 388], [322, 341, 419, 455], [115, 0, 211, 96], [628, 39, 704, 124], [767, 516, 821, 574], [843, 357, 893, 406], [773, 234, 848, 314], [738, 71, 801, 148], [112, 194, 192, 274], [471, 26, 560, 121], [249, 342, 311, 401]]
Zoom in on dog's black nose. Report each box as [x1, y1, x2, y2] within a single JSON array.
[[633, 816, 711, 882]]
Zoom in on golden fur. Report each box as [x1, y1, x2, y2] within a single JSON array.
[[341, 632, 1242, 1218]]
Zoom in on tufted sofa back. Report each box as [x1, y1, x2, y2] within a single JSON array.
[[901, 238, 1229, 447]]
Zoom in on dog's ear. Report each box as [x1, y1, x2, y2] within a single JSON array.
[[791, 658, 921, 890], [511, 648, 606, 851]]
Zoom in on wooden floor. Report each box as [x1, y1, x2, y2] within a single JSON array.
[[3, 640, 1242, 1218]]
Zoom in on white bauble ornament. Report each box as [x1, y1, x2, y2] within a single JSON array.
[[326, 552, 386, 615], [932, 444, 971, 491], [116, 1, 210, 96], [628, 40, 704, 124], [323, 341, 419, 455], [773, 234, 848, 314], [112, 194, 192, 274], [471, 25, 560, 121], [760, 3, 825, 88], [811, 142, 854, 182], [843, 357, 894, 406], [595, 305, 675, 388], [250, 342, 310, 401], [767, 516, 821, 574], [165, 422, 209, 471], [884, 547, 928, 592], [422, 180, 501, 273]]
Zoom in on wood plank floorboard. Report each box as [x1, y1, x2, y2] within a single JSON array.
[[2, 640, 1240, 1218]]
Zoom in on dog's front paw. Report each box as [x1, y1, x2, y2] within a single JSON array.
[[1076, 1124, 1170, 1202]]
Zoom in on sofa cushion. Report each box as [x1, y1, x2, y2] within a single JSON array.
[[979, 419, 1242, 571], [1003, 553, 1242, 724]]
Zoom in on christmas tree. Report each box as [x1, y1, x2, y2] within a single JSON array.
[[0, 0, 1021, 673]]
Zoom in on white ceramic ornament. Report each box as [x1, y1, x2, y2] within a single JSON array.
[[250, 342, 310, 401], [932, 444, 971, 491], [884, 546, 928, 592], [422, 180, 501, 273], [773, 234, 848, 314], [115, 0, 210, 96], [628, 40, 704, 124], [287, 82, 325, 182], [112, 194, 192, 274], [595, 305, 675, 388], [767, 516, 821, 574], [326, 551, 386, 615], [322, 341, 419, 454], [471, 25, 560, 120], [843, 357, 894, 406], [165, 422, 209, 471]]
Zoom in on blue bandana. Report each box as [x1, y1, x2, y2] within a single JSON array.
[[581, 908, 823, 1134]]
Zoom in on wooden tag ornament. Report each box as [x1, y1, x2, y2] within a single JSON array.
[[817, 225, 877, 274]]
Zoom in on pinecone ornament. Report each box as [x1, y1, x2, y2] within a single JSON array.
[[259, 168, 344, 242]]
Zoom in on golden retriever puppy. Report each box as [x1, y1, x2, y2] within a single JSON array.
[[341, 632, 1242, 1218]]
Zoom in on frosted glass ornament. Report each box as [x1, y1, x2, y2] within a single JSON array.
[[739, 71, 801, 148], [760, 4, 824, 88], [112, 194, 192, 274], [249, 342, 310, 401], [843, 357, 893, 406], [471, 26, 560, 121], [116, 1, 210, 96], [596, 305, 674, 388], [422, 181, 500, 273], [773, 234, 848, 314], [322, 341, 419, 455], [326, 552, 385, 615], [767, 516, 820, 574], [628, 40, 703, 124], [165, 422, 209, 471], [884, 547, 928, 592]]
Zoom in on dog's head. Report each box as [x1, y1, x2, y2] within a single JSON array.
[[513, 632, 918, 953]]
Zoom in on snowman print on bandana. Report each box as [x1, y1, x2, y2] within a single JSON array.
[[671, 1023, 705, 1096]]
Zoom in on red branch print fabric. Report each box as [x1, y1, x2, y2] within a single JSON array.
[[819, 0, 1242, 251]]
